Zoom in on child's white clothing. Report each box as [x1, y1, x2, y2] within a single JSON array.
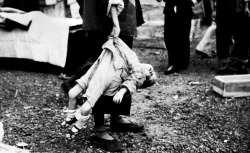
[[76, 38, 147, 107]]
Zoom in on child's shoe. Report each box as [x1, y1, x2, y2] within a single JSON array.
[[66, 110, 91, 139], [61, 109, 77, 127]]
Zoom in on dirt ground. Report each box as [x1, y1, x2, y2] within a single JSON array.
[[1, 25, 250, 153]]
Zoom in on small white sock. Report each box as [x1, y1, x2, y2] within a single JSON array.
[[64, 109, 76, 118], [72, 126, 79, 133], [74, 110, 91, 129]]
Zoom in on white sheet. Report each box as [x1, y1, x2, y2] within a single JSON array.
[[0, 11, 70, 67]]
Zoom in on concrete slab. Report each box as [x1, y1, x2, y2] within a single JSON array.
[[0, 143, 30, 153], [212, 74, 250, 97]]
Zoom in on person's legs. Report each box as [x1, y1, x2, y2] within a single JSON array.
[[215, 0, 234, 74], [177, 15, 192, 69], [91, 96, 132, 152], [247, 15, 250, 67], [93, 114, 113, 140], [66, 100, 92, 139], [164, 13, 180, 74], [195, 22, 216, 58], [216, 25, 232, 74], [201, 0, 212, 25], [61, 30, 88, 77], [92, 94, 143, 133], [190, 18, 201, 42], [230, 13, 249, 74]]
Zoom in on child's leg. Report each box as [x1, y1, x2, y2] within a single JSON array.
[[66, 101, 92, 139], [74, 100, 92, 129], [68, 84, 83, 110], [62, 84, 83, 127]]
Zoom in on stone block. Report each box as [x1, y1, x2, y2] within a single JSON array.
[[212, 74, 250, 97]]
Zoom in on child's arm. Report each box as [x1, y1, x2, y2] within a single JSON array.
[[120, 66, 146, 95], [113, 87, 128, 104]]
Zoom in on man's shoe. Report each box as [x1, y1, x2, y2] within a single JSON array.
[[110, 121, 144, 133], [59, 73, 71, 80], [230, 59, 249, 74], [61, 82, 70, 97], [164, 65, 178, 75], [216, 58, 231, 75], [90, 136, 124, 152], [195, 49, 211, 58]]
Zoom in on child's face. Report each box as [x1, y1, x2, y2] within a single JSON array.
[[140, 64, 157, 88]]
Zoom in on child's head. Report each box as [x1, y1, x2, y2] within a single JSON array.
[[139, 63, 157, 88]]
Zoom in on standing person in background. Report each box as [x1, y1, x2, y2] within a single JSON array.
[[216, 0, 249, 74], [195, 21, 216, 58], [201, 0, 213, 25], [190, 0, 204, 42], [157, 0, 196, 74], [195, 0, 216, 58], [245, 0, 250, 67]]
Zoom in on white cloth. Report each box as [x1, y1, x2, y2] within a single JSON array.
[[0, 11, 70, 67]]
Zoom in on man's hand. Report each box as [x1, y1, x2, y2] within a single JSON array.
[[113, 88, 128, 104], [192, 0, 198, 5], [109, 25, 120, 45], [245, 2, 250, 17]]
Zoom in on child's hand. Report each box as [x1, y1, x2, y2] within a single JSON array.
[[113, 88, 127, 104]]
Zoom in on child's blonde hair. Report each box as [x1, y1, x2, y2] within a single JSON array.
[[139, 63, 157, 88]]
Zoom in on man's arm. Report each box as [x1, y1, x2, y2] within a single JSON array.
[[0, 7, 25, 13], [109, 5, 120, 45], [245, 0, 250, 17]]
